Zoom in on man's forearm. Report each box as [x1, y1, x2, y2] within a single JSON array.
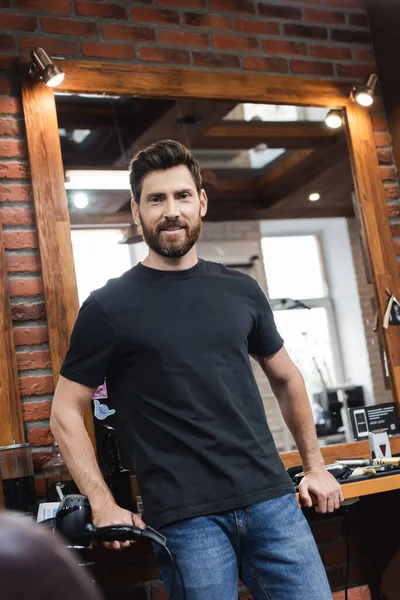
[[50, 409, 115, 511], [271, 371, 324, 472]]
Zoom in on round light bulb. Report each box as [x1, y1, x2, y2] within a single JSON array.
[[46, 72, 65, 88], [355, 91, 374, 107], [325, 112, 342, 129], [73, 192, 89, 209], [309, 193, 320, 202]]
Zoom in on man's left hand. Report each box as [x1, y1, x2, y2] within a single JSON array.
[[298, 466, 344, 513]]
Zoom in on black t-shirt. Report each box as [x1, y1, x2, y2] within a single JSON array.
[[61, 259, 294, 528]]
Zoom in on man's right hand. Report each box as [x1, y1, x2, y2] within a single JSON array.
[[91, 501, 146, 551]]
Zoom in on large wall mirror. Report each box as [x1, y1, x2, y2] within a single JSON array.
[[21, 64, 400, 467]]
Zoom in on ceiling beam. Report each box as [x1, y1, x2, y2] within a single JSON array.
[[196, 120, 339, 150]]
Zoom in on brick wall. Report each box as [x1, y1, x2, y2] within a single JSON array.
[[1, 0, 400, 596]]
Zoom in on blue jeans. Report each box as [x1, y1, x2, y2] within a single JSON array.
[[153, 493, 332, 600]]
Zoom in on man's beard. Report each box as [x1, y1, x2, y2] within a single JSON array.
[[139, 212, 202, 258]]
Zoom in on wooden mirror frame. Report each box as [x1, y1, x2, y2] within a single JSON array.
[[19, 61, 400, 463]]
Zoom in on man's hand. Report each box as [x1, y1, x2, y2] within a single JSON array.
[[92, 501, 146, 551], [298, 466, 344, 513]]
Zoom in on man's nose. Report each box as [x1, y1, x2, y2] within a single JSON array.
[[163, 197, 180, 219]]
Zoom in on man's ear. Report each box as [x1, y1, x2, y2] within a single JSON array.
[[131, 198, 139, 225], [200, 189, 208, 218]]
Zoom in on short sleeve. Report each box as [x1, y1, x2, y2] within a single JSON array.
[[60, 294, 116, 388], [248, 281, 284, 357]]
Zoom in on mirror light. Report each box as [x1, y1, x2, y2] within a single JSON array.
[[325, 110, 342, 129], [309, 193, 320, 202], [29, 47, 65, 87], [65, 170, 130, 190], [351, 74, 377, 108], [73, 192, 89, 209]]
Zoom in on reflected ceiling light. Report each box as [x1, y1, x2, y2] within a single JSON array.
[[351, 74, 378, 107], [309, 193, 320, 202], [65, 170, 130, 190], [29, 47, 65, 87], [73, 192, 89, 209], [325, 110, 343, 129]]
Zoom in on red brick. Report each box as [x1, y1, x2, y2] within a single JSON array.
[[374, 132, 391, 147], [311, 519, 341, 544], [0, 99, 19, 121], [0, 184, 32, 202], [263, 40, 307, 56], [305, 8, 345, 23], [337, 63, 376, 78], [0, 55, 15, 70], [13, 325, 48, 346], [8, 277, 43, 297], [381, 165, 397, 182], [184, 12, 231, 30], [322, 540, 347, 566], [32, 448, 52, 469], [6, 253, 40, 272], [394, 241, 400, 256], [20, 375, 53, 397], [159, 30, 209, 47], [330, 29, 370, 44], [0, 139, 27, 158], [333, 585, 372, 600], [17, 350, 51, 371], [371, 115, 387, 131], [377, 148, 393, 165], [284, 24, 327, 40], [151, 586, 168, 600], [3, 230, 38, 250], [41, 16, 98, 37], [258, 3, 301, 19], [23, 399, 52, 422], [325, 0, 364, 6], [19, 36, 78, 56], [11, 301, 44, 322], [349, 13, 368, 27], [0, 12, 37, 31], [193, 52, 240, 69], [102, 24, 156, 43], [0, 34, 15, 51], [354, 48, 375, 63], [28, 425, 53, 446], [0, 161, 29, 179], [213, 34, 259, 51], [311, 44, 351, 60], [76, 1, 127, 19], [82, 42, 136, 61], [158, 0, 206, 6], [209, 0, 255, 14], [131, 7, 180, 24], [384, 184, 400, 200], [243, 56, 288, 72], [326, 567, 344, 589], [15, 0, 70, 13], [139, 47, 190, 65], [234, 18, 279, 35], [387, 204, 400, 218], [0, 207, 33, 225], [291, 59, 334, 76], [0, 79, 12, 95]]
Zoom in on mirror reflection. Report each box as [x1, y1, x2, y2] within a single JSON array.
[[56, 93, 393, 455]]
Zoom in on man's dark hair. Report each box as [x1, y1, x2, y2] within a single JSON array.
[[129, 139, 202, 203]]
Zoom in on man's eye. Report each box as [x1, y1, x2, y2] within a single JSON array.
[[150, 197, 161, 204], [180, 193, 190, 200]]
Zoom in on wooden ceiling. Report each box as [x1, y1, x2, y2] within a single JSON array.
[[56, 95, 355, 228]]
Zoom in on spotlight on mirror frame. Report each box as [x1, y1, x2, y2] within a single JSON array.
[[309, 192, 320, 202], [325, 110, 343, 129], [29, 47, 65, 88], [73, 192, 89, 210], [351, 73, 378, 108]]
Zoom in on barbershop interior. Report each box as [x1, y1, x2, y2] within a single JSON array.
[[1, 2, 400, 600]]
